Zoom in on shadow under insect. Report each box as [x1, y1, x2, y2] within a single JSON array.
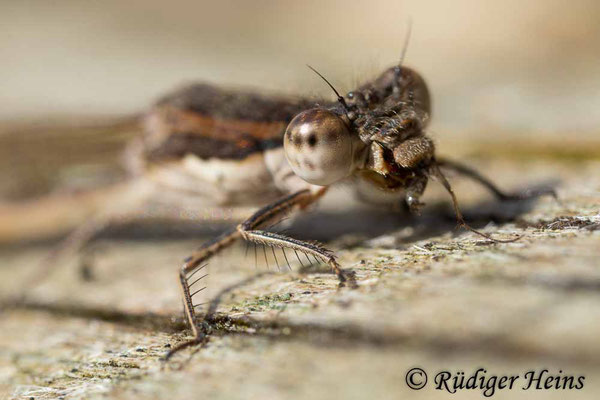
[[286, 178, 559, 249]]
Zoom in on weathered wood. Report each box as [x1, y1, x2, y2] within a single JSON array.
[[1, 143, 599, 399]]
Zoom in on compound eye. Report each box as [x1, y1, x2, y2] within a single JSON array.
[[284, 108, 355, 186]]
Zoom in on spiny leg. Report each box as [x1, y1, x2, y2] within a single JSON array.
[[429, 162, 521, 243], [436, 158, 558, 202], [236, 189, 350, 283], [168, 188, 353, 360], [238, 230, 350, 286], [168, 228, 240, 359]]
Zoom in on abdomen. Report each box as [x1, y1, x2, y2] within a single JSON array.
[[130, 83, 315, 205]]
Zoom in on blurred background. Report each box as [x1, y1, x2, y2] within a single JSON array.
[[0, 0, 599, 238], [2, 0, 599, 130]]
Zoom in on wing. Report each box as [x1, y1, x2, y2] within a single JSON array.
[[141, 83, 316, 162]]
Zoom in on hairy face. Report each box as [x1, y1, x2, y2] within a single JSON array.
[[284, 108, 359, 186]]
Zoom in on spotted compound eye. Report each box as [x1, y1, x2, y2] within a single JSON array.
[[284, 108, 355, 186]]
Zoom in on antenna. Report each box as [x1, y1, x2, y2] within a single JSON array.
[[306, 65, 349, 111], [398, 17, 413, 68], [394, 18, 413, 99]]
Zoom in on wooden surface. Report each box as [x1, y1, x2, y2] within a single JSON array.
[[1, 136, 599, 399]]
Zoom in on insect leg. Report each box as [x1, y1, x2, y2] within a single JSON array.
[[170, 228, 240, 359], [436, 158, 558, 202], [169, 188, 352, 359], [236, 189, 354, 286], [404, 174, 428, 215], [392, 136, 435, 168], [240, 229, 351, 281], [5, 178, 160, 307], [34, 217, 110, 287], [429, 162, 521, 243]]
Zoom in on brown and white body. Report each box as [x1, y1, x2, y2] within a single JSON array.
[[28, 62, 554, 358], [133, 65, 433, 214]]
